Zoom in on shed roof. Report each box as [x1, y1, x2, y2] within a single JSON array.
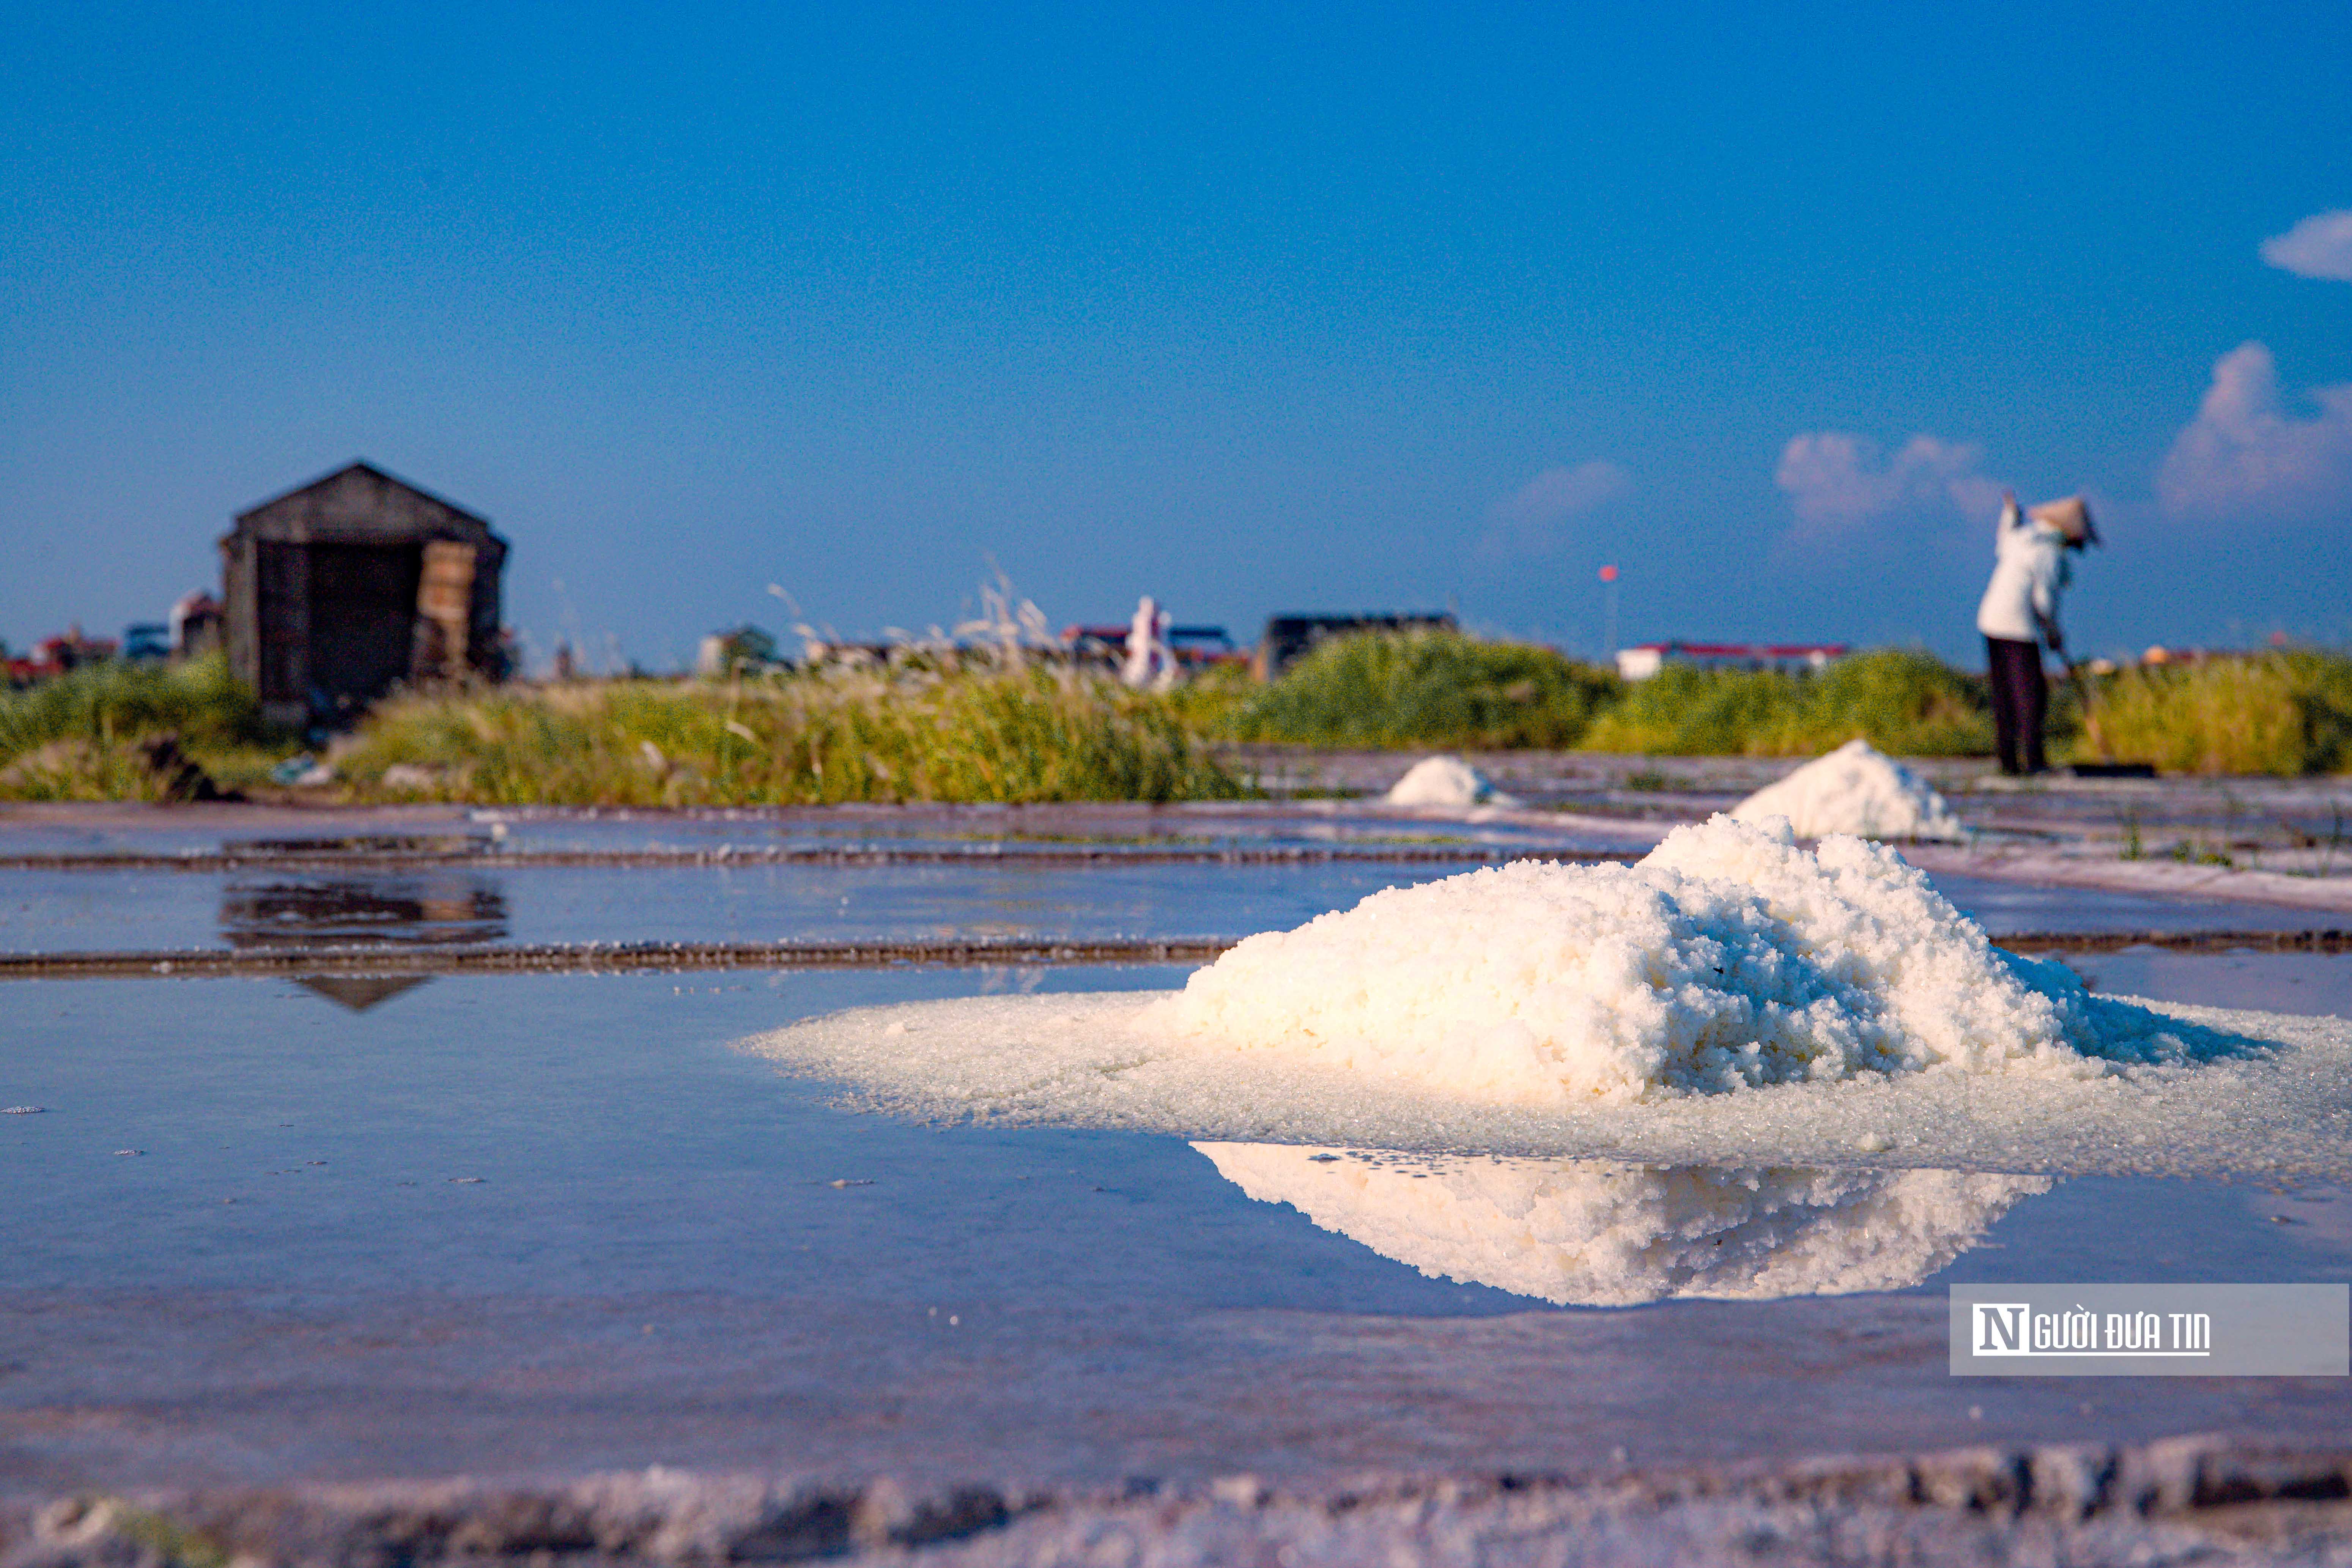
[[229, 461, 503, 546]]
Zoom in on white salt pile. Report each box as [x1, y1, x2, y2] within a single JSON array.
[[743, 816, 2350, 1179], [1196, 1145, 2049, 1305], [1384, 755, 1520, 808], [1152, 814, 2140, 1104], [747, 985, 2346, 1177], [1729, 738, 1966, 842]]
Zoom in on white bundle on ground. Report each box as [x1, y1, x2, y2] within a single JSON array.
[[1729, 739, 1966, 842], [1196, 1145, 2049, 1304], [1384, 755, 1519, 808], [1150, 815, 2127, 1104]]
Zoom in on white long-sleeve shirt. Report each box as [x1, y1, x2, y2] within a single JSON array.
[[1975, 499, 2070, 645]]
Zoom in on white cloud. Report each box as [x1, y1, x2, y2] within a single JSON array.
[[1481, 460, 1630, 554], [2157, 342, 2352, 525], [1773, 431, 2003, 536], [2260, 210, 2352, 282]]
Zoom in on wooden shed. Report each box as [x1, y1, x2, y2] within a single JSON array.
[[220, 462, 509, 728]]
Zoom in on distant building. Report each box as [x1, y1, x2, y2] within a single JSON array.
[[1060, 622, 1243, 670], [220, 462, 509, 728], [121, 623, 172, 661], [46, 626, 118, 669], [696, 624, 782, 677], [1613, 641, 1847, 682], [170, 592, 222, 660], [5, 625, 118, 685], [1254, 613, 1456, 682]]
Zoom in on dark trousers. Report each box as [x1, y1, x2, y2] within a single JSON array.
[[1985, 636, 2048, 775]]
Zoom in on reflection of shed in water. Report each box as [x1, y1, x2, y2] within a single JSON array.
[[219, 874, 509, 949], [221, 462, 510, 728], [291, 974, 436, 1013], [221, 870, 509, 1011]]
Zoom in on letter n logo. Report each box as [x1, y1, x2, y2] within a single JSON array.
[[1974, 1302, 2031, 1355]]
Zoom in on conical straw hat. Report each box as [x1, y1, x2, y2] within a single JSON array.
[[2028, 495, 2097, 545]]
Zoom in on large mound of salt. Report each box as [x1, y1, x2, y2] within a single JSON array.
[[1196, 1145, 2049, 1304], [1384, 755, 1520, 808], [1151, 814, 2141, 1103], [1729, 739, 1966, 842], [743, 815, 2345, 1177]]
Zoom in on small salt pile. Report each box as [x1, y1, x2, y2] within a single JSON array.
[[1384, 755, 1519, 808], [1729, 738, 1965, 841], [1196, 1146, 2048, 1305], [1150, 814, 2109, 1104]]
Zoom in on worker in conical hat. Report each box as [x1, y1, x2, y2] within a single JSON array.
[[2026, 495, 2098, 546], [1975, 491, 2095, 775]]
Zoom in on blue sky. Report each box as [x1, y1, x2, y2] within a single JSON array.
[[4, 0, 2348, 669]]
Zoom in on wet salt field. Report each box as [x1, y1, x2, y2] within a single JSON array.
[[2, 804, 2348, 1504], [0, 859, 2336, 959], [0, 800, 1610, 862]]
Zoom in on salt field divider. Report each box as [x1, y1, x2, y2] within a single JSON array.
[[1, 928, 2346, 981], [0, 845, 1648, 872]]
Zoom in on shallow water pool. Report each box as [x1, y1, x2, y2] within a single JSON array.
[[4, 954, 2347, 1499], [0, 859, 2325, 960]]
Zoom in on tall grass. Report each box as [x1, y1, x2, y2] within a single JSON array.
[[0, 654, 263, 758], [8, 641, 2347, 801], [1230, 635, 1996, 757], [0, 656, 283, 800], [337, 662, 1245, 805], [2081, 652, 2352, 776], [1579, 649, 1998, 757], [1226, 631, 1620, 748]]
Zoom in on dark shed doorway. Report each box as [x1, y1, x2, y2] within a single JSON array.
[[305, 543, 425, 717]]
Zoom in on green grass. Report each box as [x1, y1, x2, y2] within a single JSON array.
[[1231, 633, 2352, 773], [1578, 648, 1998, 757], [335, 661, 1245, 805], [1225, 630, 1620, 748], [2077, 652, 2352, 776], [0, 653, 262, 756], [1226, 634, 1997, 758], [0, 655, 290, 800], [1232, 634, 2004, 762], [7, 641, 2347, 803]]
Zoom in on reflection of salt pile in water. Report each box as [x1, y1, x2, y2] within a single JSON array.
[[1154, 814, 2158, 1104], [1384, 755, 1519, 808], [1729, 739, 1966, 842], [1196, 1145, 2050, 1305]]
